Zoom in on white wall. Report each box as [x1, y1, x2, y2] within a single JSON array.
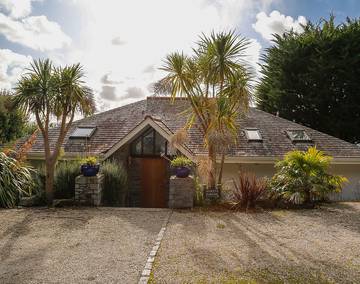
[[329, 164, 360, 201], [221, 163, 360, 201]]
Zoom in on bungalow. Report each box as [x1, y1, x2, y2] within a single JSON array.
[[26, 97, 360, 207]]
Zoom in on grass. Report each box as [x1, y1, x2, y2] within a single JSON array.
[[216, 222, 226, 229]]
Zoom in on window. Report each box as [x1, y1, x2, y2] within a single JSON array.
[[286, 130, 311, 142], [130, 128, 168, 156], [69, 127, 96, 138], [245, 129, 262, 141], [143, 129, 154, 155]]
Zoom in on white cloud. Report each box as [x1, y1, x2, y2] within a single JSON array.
[[100, 85, 118, 101], [143, 65, 155, 74], [0, 13, 71, 51], [245, 38, 262, 76], [253, 10, 307, 41], [123, 87, 145, 100], [111, 37, 126, 46], [0, 48, 32, 89], [0, 0, 40, 19], [47, 0, 279, 110], [100, 73, 123, 85]]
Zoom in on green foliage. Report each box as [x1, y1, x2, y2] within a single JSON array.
[[270, 147, 347, 204], [80, 156, 98, 166], [170, 156, 192, 168], [13, 58, 96, 206], [232, 172, 268, 210], [101, 160, 127, 206], [155, 31, 252, 188], [194, 176, 204, 206], [0, 90, 28, 144], [54, 160, 82, 199], [0, 151, 34, 208], [257, 16, 360, 143]]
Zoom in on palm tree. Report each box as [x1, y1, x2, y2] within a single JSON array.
[[271, 147, 347, 204], [14, 59, 95, 206], [155, 31, 252, 191]]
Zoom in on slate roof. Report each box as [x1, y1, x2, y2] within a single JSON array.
[[25, 96, 360, 159]]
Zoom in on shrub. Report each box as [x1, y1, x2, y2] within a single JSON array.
[[54, 160, 82, 199], [0, 151, 34, 208], [171, 156, 192, 168], [80, 156, 98, 166], [101, 160, 127, 206], [194, 176, 204, 206], [270, 147, 347, 205], [232, 172, 268, 210]]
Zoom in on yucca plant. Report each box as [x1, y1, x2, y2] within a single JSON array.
[[0, 151, 34, 208], [54, 160, 82, 199], [271, 147, 347, 204], [101, 160, 127, 206], [232, 172, 268, 210]]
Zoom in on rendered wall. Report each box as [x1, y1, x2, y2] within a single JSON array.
[[221, 163, 360, 201]]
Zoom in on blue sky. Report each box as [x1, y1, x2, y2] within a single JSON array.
[[1, 0, 359, 111]]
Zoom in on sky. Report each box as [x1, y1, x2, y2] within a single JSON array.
[[1, 0, 359, 112]]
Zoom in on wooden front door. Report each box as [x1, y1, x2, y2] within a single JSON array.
[[140, 158, 168, 208]]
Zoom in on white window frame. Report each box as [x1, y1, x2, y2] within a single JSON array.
[[244, 128, 262, 141], [69, 127, 96, 139], [286, 129, 311, 142]]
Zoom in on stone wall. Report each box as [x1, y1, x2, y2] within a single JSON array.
[[169, 176, 194, 208], [75, 174, 104, 206]]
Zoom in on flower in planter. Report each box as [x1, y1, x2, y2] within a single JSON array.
[[170, 156, 193, 178], [80, 156, 100, 177], [80, 156, 98, 166]]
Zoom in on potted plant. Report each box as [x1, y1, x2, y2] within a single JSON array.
[[80, 156, 100, 177], [171, 156, 192, 178]]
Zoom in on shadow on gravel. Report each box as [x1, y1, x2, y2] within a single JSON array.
[[1, 212, 33, 262]]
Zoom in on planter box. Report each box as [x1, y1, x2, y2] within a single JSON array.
[[81, 164, 100, 177]]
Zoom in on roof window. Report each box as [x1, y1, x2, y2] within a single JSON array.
[[245, 129, 262, 141], [69, 127, 96, 139], [286, 130, 311, 142]]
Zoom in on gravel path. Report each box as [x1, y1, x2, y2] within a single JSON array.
[[152, 202, 360, 284], [0, 207, 169, 284]]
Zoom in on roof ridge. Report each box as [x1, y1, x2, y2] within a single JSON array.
[[74, 99, 147, 124], [147, 96, 188, 100]]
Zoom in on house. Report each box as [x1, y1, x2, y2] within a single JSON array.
[[25, 97, 360, 207]]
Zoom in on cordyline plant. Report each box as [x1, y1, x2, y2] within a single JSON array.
[[155, 31, 252, 192], [13, 59, 95, 206], [232, 172, 268, 211], [0, 151, 34, 208], [271, 147, 347, 204]]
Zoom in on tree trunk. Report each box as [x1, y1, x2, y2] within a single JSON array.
[[304, 189, 311, 205], [45, 160, 55, 207], [217, 152, 226, 191], [207, 143, 217, 190]]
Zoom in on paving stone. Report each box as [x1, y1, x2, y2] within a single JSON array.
[[138, 276, 149, 284]]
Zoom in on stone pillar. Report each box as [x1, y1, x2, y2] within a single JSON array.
[[75, 174, 104, 206], [169, 176, 194, 208]]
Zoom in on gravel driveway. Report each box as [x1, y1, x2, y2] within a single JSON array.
[[0, 207, 169, 284], [152, 203, 360, 284]]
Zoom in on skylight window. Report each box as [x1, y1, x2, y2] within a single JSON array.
[[286, 130, 311, 142], [245, 129, 262, 141], [69, 127, 96, 139]]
